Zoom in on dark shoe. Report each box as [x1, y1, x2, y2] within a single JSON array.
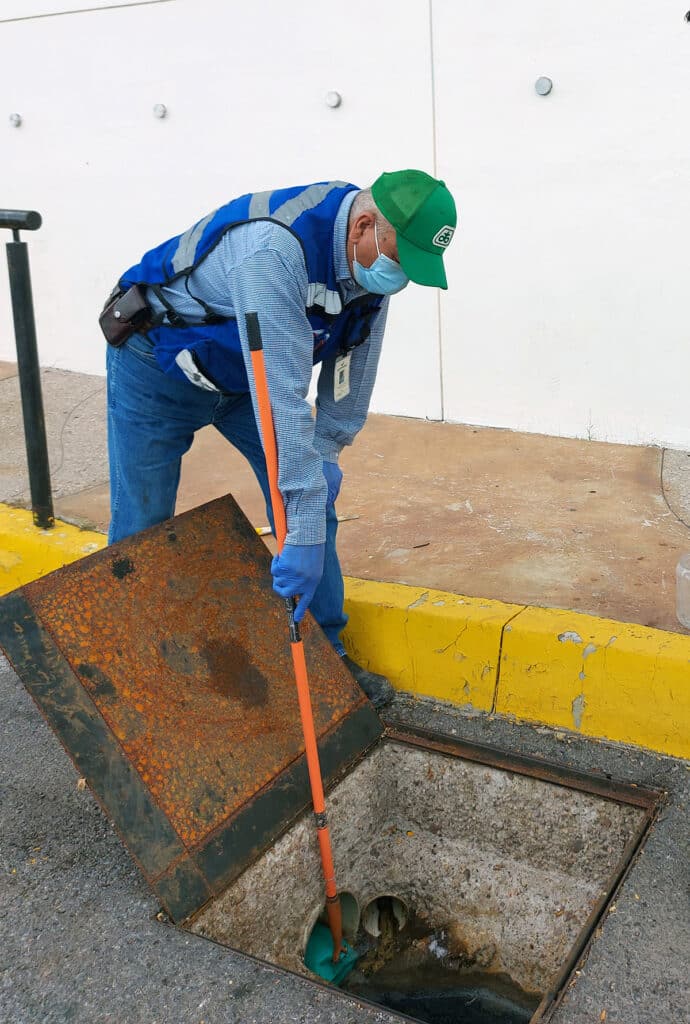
[[341, 655, 395, 709]]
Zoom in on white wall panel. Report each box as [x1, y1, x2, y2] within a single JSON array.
[[6, 2, 687, 443], [0, 0, 439, 417], [434, 1, 690, 446]]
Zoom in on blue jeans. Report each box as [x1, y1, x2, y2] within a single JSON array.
[[106, 333, 347, 654]]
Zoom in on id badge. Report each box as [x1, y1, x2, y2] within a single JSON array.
[[334, 351, 351, 402]]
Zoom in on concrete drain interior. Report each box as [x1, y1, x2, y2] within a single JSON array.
[[187, 734, 652, 1023]]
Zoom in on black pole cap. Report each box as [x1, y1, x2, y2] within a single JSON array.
[[0, 210, 42, 232], [245, 311, 263, 351]]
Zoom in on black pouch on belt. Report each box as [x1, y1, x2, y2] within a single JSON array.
[[99, 284, 152, 346]]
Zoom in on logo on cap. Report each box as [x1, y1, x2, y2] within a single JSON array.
[[432, 225, 455, 249]]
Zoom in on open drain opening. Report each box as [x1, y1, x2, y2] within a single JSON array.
[[187, 732, 658, 1024]]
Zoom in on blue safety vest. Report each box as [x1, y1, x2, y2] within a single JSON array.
[[118, 181, 384, 393]]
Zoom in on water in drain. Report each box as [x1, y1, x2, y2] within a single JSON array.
[[341, 896, 541, 1024]]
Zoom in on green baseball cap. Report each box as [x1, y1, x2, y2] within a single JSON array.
[[371, 169, 457, 289]]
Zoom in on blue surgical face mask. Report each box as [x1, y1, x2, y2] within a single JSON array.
[[353, 222, 409, 295]]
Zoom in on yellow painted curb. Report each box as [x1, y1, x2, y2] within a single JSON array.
[[344, 578, 690, 759], [343, 577, 523, 712], [497, 606, 690, 760], [0, 504, 106, 597], [1, 505, 688, 760]]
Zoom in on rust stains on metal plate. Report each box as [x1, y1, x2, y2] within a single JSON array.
[[1, 495, 381, 917]]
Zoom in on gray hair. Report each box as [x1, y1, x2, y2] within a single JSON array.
[[351, 188, 395, 240]]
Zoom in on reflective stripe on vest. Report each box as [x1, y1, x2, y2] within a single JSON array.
[[117, 182, 383, 392]]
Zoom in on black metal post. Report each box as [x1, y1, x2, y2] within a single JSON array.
[[2, 209, 54, 529]]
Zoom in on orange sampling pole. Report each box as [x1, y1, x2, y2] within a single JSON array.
[[245, 312, 344, 964]]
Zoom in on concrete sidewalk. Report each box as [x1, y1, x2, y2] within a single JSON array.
[[2, 359, 690, 634], [3, 359, 690, 760]]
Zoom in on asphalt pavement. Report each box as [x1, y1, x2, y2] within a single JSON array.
[[1, 654, 688, 1024]]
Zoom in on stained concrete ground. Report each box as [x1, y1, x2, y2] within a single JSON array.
[[2, 360, 690, 633], [1, 361, 689, 1023]]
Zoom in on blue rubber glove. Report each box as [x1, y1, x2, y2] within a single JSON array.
[[271, 542, 326, 622], [322, 460, 343, 508]]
